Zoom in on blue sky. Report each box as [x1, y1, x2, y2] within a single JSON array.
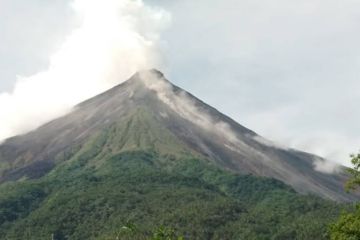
[[0, 0, 359, 165]]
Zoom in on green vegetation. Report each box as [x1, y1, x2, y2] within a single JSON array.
[[0, 148, 341, 239], [0, 111, 347, 239], [330, 152, 360, 240], [345, 152, 360, 191]]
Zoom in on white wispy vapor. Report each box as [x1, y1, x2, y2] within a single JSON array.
[[243, 108, 360, 168], [139, 70, 241, 145], [252, 135, 287, 150], [313, 156, 341, 174], [0, 0, 170, 142]]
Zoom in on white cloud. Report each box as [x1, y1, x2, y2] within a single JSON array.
[[0, 0, 170, 142]]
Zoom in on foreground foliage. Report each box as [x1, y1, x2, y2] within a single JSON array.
[[330, 152, 360, 240]]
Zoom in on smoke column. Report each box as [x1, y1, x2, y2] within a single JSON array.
[[0, 0, 170, 142]]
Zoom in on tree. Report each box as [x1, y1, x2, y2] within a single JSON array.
[[346, 152, 360, 191], [330, 151, 360, 240]]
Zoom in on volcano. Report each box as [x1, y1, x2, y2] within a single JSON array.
[[0, 69, 355, 201], [0, 69, 357, 239]]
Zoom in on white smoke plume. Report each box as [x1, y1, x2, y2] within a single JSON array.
[[0, 0, 170, 142]]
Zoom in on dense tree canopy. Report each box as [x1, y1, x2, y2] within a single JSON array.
[[0, 151, 341, 239]]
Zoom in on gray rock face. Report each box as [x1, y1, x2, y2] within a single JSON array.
[[0, 69, 357, 202]]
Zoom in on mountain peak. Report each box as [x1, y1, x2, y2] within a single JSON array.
[[129, 69, 166, 85], [136, 68, 164, 79], [121, 68, 171, 97]]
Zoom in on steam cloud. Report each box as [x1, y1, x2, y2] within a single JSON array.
[[0, 0, 170, 142]]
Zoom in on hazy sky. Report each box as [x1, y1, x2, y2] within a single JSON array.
[[0, 0, 359, 165]]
